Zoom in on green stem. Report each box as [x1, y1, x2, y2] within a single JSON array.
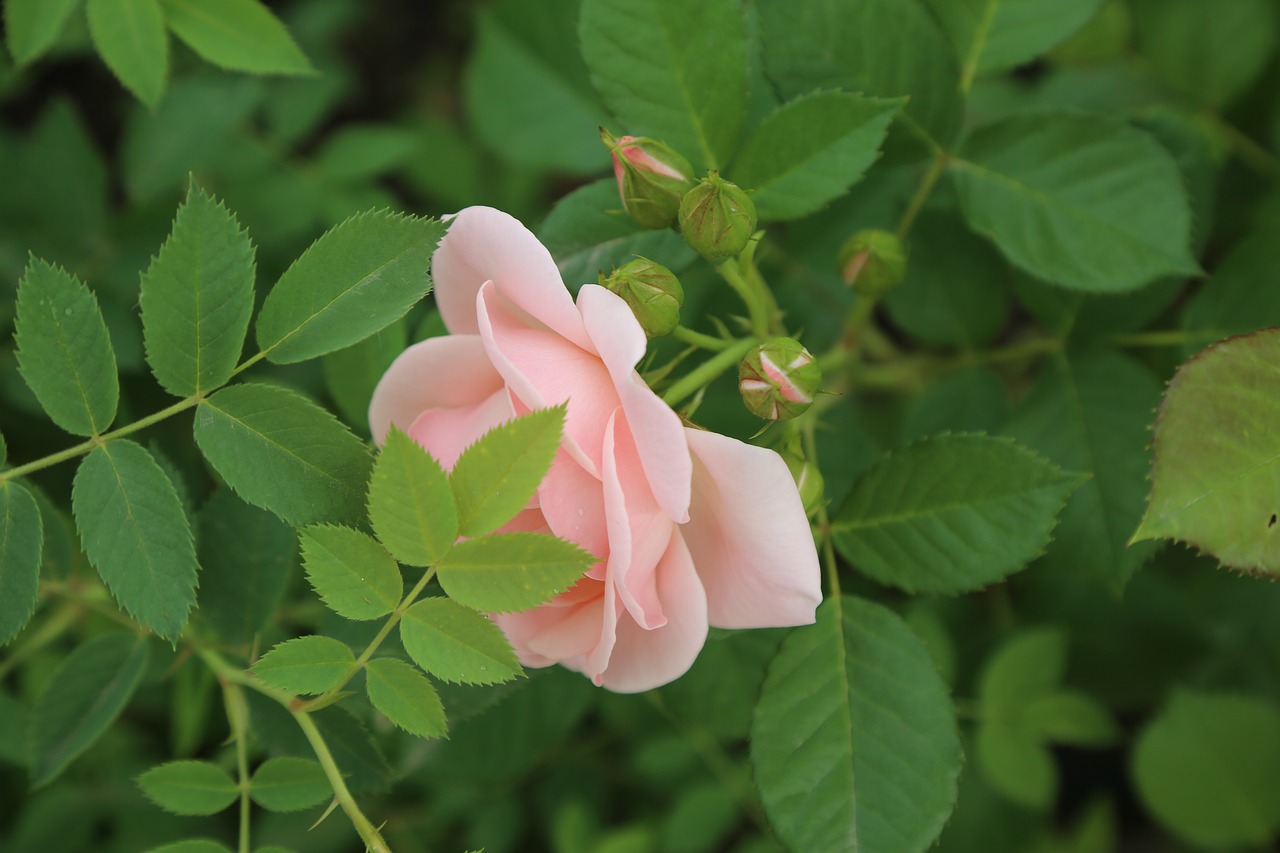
[[716, 260, 771, 338], [670, 325, 733, 351], [943, 335, 1062, 370], [293, 711, 393, 853], [1213, 117, 1280, 181], [895, 151, 950, 240], [802, 419, 840, 599], [1111, 329, 1218, 348], [661, 338, 759, 408], [222, 682, 253, 853]]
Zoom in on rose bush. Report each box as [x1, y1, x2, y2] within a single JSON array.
[[369, 207, 821, 692]]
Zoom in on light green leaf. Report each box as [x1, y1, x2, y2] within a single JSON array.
[[193, 382, 373, 527], [254, 210, 445, 364], [364, 658, 447, 739], [751, 596, 962, 853], [952, 111, 1199, 293], [14, 258, 119, 437], [1025, 691, 1120, 746], [300, 525, 402, 621], [450, 406, 565, 537], [400, 597, 522, 685], [367, 426, 457, 567], [254, 635, 353, 695], [71, 440, 199, 640], [980, 629, 1066, 712], [86, 0, 168, 106], [322, 318, 407, 435], [136, 760, 238, 815], [976, 723, 1057, 811], [1133, 330, 1280, 571], [249, 756, 331, 812], [437, 533, 594, 613], [732, 92, 901, 221], [1133, 692, 1280, 848], [160, 0, 313, 75], [580, 0, 746, 171], [4, 0, 82, 65], [831, 435, 1083, 595], [313, 124, 416, 184], [0, 481, 42, 645], [926, 0, 1103, 82], [140, 183, 256, 397], [29, 633, 150, 785]]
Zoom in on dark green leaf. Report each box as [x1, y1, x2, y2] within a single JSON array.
[[249, 756, 331, 812], [401, 597, 522, 685], [926, 0, 1102, 81], [160, 0, 313, 75], [1182, 228, 1280, 347], [0, 481, 42, 645], [86, 0, 168, 106], [244, 692, 391, 794], [300, 525, 402, 620], [313, 124, 416, 184], [4, 0, 81, 65], [364, 657, 448, 739], [899, 367, 1012, 443], [437, 533, 594, 613], [72, 440, 199, 640], [254, 635, 353, 695], [135, 760, 238, 815], [367, 426, 457, 567], [450, 406, 565, 537], [976, 723, 1056, 811]]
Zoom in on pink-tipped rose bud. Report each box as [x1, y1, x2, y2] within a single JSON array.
[[599, 257, 684, 338], [739, 338, 820, 420], [678, 172, 756, 261], [602, 129, 695, 230], [838, 229, 906, 296]]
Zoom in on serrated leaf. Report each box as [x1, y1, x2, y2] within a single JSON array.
[[0, 481, 42, 645], [255, 211, 445, 364], [437, 533, 594, 613], [926, 0, 1103, 82], [952, 111, 1199, 293], [1133, 330, 1280, 572], [71, 440, 199, 640], [249, 756, 330, 812], [136, 760, 238, 815], [831, 435, 1082, 594], [193, 383, 373, 527], [580, 0, 746, 171], [976, 723, 1057, 811], [450, 406, 565, 537], [300, 525, 402, 621], [400, 597, 522, 685], [733, 92, 902, 221], [1133, 692, 1280, 848], [14, 258, 119, 436], [751, 596, 962, 853], [4, 0, 82, 65], [364, 658, 448, 739], [368, 427, 457, 566], [140, 183, 256, 397], [160, 0, 313, 75], [29, 633, 149, 785], [254, 636, 353, 695], [86, 0, 168, 106]]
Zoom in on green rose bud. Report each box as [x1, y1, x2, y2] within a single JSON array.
[[598, 257, 684, 338], [738, 338, 820, 420], [603, 129, 696, 230], [781, 451, 825, 516], [838, 229, 906, 296], [678, 172, 757, 262]]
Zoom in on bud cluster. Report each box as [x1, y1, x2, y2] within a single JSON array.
[[738, 338, 820, 421]]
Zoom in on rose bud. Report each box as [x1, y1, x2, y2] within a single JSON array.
[[602, 129, 695, 230], [678, 172, 757, 262], [838, 229, 906, 296], [781, 451, 825, 516], [598, 257, 684, 338], [738, 338, 821, 420]]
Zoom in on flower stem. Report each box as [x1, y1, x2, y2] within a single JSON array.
[[293, 711, 393, 853], [895, 151, 950, 240], [670, 325, 734, 351], [221, 681, 253, 853], [661, 337, 759, 408], [716, 259, 771, 338]]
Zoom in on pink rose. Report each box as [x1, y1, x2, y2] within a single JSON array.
[[369, 207, 822, 692]]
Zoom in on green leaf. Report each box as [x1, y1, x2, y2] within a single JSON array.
[[4, 0, 82, 65], [254, 211, 445, 364], [29, 633, 150, 785], [193, 382, 373, 527], [0, 482, 42, 645], [322, 318, 407, 435], [86, 0, 168, 106], [1024, 692, 1120, 746], [980, 629, 1066, 712], [1133, 330, 1280, 572], [300, 525, 403, 620], [254, 636, 353, 695], [313, 124, 417, 184], [732, 92, 902, 221], [437, 533, 594, 613], [952, 111, 1199, 293], [756, 0, 962, 153], [831, 435, 1083, 595], [751, 596, 962, 853], [160, 0, 313, 75], [976, 723, 1057, 811], [926, 0, 1103, 81], [249, 756, 331, 812], [136, 760, 238, 815], [145, 842, 233, 853], [450, 406, 565, 537], [71, 440, 199, 640], [1182, 229, 1280, 346], [400, 597, 523, 685], [367, 426, 457, 567], [900, 366, 1012, 443], [140, 183, 256, 397], [1133, 692, 1280, 848], [14, 258, 119, 437], [580, 0, 746, 171], [364, 658, 448, 739]]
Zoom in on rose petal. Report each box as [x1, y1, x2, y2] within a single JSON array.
[[539, 448, 609, 574], [405, 387, 514, 471], [496, 576, 606, 667], [682, 429, 822, 628], [432, 206, 592, 350], [368, 335, 504, 444], [578, 285, 692, 522]]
